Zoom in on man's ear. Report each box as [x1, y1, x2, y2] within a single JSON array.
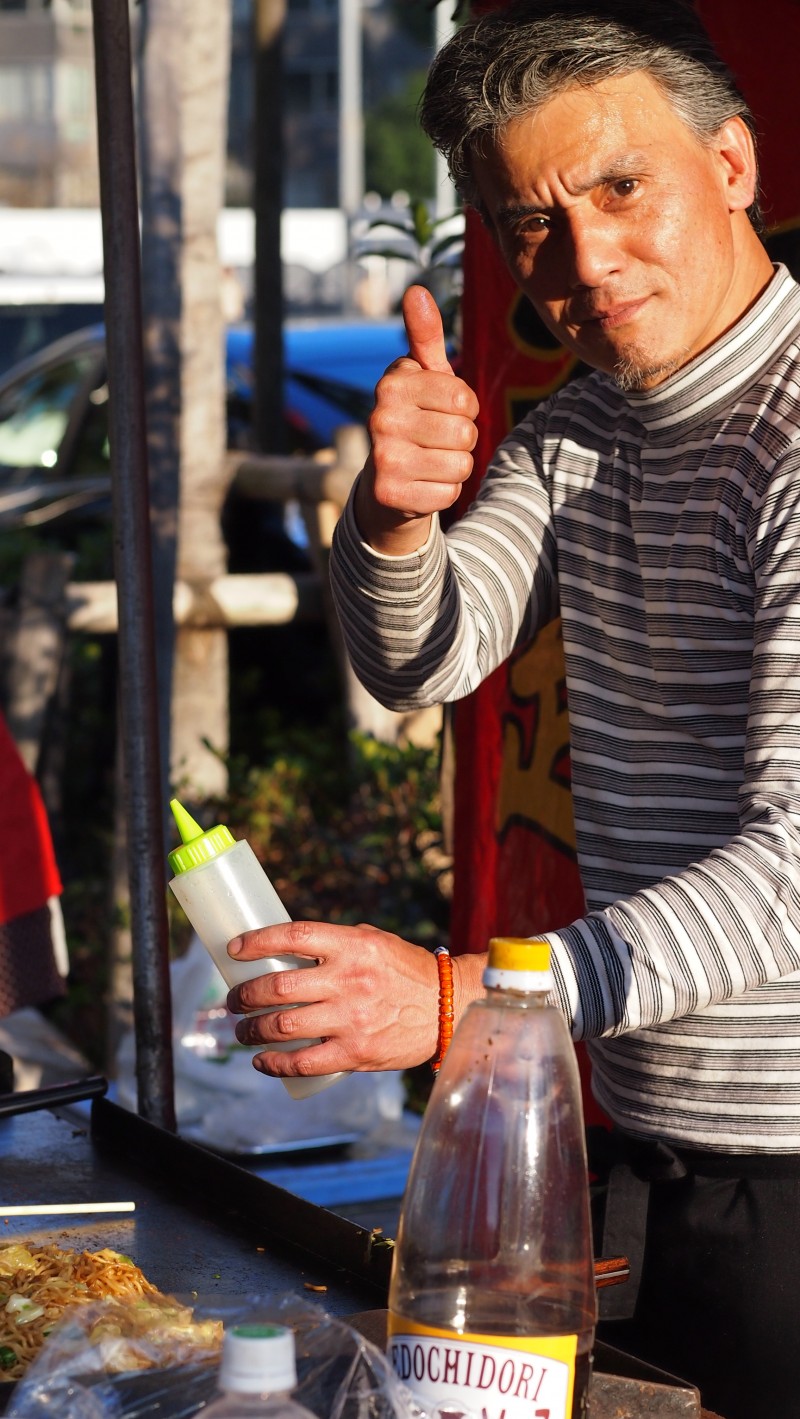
[[715, 114, 759, 213]]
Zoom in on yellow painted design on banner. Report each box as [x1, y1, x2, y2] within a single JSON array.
[[496, 617, 576, 855]]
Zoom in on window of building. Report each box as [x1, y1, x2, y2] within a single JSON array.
[[56, 62, 93, 143], [0, 64, 51, 123]]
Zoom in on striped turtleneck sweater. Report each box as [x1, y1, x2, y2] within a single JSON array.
[[330, 264, 800, 1152]]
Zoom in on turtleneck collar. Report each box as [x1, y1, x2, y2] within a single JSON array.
[[620, 264, 800, 440]]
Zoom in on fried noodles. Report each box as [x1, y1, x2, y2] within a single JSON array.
[[0, 1242, 221, 1382]]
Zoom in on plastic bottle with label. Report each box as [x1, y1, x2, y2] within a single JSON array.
[[167, 797, 346, 1100], [387, 937, 596, 1419], [202, 1323, 317, 1419]]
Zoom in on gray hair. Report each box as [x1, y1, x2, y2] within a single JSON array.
[[420, 0, 763, 229]]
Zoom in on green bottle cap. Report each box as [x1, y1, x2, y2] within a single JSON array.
[[167, 797, 235, 875]]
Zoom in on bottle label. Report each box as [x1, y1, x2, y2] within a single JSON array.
[[387, 1313, 578, 1419]]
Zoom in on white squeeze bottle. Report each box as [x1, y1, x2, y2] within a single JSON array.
[[201, 1323, 317, 1419], [167, 797, 346, 1100], [387, 937, 596, 1419]]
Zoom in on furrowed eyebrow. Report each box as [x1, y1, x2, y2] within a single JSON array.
[[494, 152, 649, 228]]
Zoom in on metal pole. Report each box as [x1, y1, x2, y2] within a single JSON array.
[[91, 0, 177, 1131], [338, 0, 364, 218], [433, 4, 457, 220], [253, 0, 286, 470], [338, 0, 363, 312]]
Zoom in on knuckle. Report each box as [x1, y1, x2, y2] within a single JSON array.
[[448, 451, 473, 480], [348, 997, 371, 1032], [273, 1009, 296, 1037], [375, 366, 409, 405], [348, 1038, 370, 1069], [368, 402, 393, 440], [272, 968, 301, 1000], [286, 919, 315, 950], [271, 972, 289, 1000], [453, 383, 479, 417], [456, 418, 476, 449]]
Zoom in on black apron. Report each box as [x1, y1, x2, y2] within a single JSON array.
[[588, 1127, 800, 1419]]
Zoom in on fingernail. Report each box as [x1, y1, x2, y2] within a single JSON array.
[[228, 936, 243, 956]]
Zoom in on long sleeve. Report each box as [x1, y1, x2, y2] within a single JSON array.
[[329, 420, 560, 710], [545, 442, 800, 1030]]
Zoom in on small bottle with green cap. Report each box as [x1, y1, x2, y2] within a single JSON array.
[[167, 798, 346, 1100], [202, 1323, 317, 1419], [387, 937, 596, 1419]]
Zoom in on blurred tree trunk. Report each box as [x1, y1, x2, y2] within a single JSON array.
[[107, 0, 232, 1066], [172, 0, 233, 800], [137, 0, 232, 803]]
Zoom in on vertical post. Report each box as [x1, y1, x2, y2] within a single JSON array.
[[433, 4, 457, 221], [339, 0, 363, 310], [136, 0, 182, 823], [338, 0, 363, 219], [253, 0, 286, 459], [91, 0, 177, 1131]]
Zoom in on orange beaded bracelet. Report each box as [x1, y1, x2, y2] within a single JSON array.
[[431, 945, 455, 1076]]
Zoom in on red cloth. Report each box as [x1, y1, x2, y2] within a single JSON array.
[[0, 714, 62, 926]]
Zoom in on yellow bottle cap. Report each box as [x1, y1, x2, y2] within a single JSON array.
[[488, 937, 551, 973], [167, 797, 235, 875]]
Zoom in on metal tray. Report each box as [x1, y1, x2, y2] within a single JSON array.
[[179, 1128, 361, 1158]]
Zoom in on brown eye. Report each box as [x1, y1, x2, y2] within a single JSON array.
[[520, 215, 551, 239]]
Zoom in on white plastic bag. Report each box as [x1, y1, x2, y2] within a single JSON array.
[[6, 1292, 464, 1419], [115, 936, 405, 1155]]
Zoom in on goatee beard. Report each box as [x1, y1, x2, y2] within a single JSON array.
[[612, 347, 689, 392]]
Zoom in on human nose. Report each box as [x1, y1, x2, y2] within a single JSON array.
[[564, 207, 623, 289]]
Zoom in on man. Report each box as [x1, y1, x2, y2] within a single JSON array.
[[228, 4, 800, 1413]]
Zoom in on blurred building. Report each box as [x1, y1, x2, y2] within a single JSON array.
[[0, 0, 98, 207], [0, 0, 431, 211]]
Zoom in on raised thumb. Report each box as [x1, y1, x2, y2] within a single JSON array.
[[402, 284, 453, 374]]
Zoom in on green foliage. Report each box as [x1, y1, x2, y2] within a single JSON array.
[[213, 718, 451, 948], [364, 69, 436, 201], [360, 196, 465, 338]]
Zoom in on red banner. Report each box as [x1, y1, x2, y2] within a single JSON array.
[[0, 713, 62, 926], [451, 2, 800, 1119]]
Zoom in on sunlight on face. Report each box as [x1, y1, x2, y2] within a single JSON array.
[[472, 72, 769, 387]]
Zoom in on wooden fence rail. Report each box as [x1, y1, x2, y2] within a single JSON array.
[[2, 424, 440, 774], [66, 571, 324, 633]]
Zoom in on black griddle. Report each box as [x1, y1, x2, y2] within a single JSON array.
[[1, 1101, 716, 1416]]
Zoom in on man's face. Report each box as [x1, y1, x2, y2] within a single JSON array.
[[471, 71, 764, 388]]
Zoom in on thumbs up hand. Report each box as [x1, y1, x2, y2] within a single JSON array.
[[354, 284, 480, 555]]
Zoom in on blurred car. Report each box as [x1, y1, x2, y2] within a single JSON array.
[[0, 316, 408, 569]]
